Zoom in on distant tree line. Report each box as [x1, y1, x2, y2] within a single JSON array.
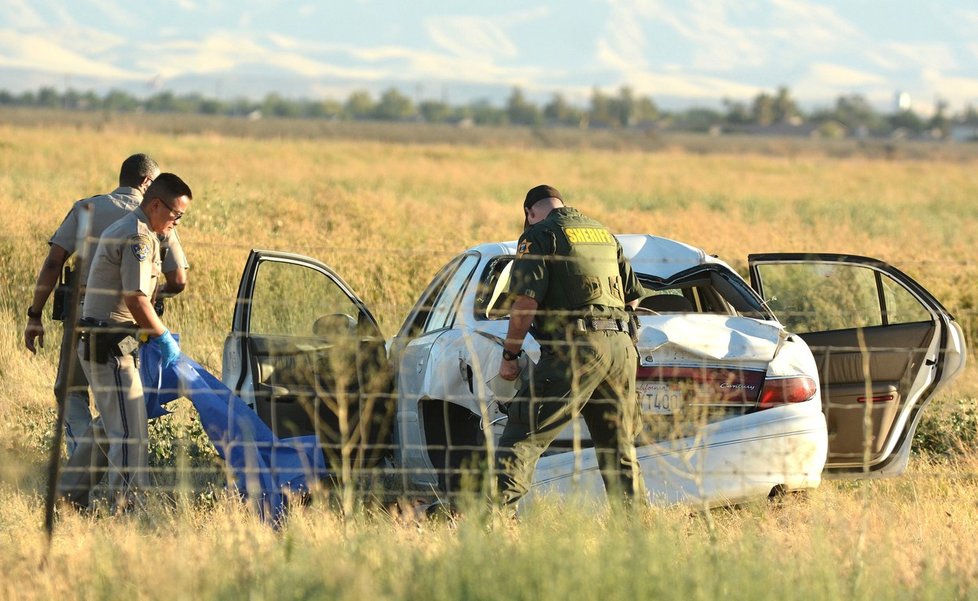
[[3, 84, 977, 139]]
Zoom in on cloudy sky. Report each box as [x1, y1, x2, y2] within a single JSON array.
[[2, 0, 977, 114]]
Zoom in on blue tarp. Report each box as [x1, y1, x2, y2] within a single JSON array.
[[139, 342, 328, 521]]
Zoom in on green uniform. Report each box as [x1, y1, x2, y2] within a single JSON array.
[[496, 207, 644, 505]]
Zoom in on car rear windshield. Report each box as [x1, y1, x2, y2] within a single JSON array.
[[637, 266, 772, 319], [474, 258, 772, 321]]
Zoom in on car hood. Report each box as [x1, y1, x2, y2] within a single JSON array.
[[636, 314, 786, 363]]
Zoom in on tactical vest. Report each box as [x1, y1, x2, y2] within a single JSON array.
[[534, 209, 626, 335]]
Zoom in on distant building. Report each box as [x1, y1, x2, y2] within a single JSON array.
[[721, 122, 827, 138], [895, 91, 912, 112], [950, 124, 978, 142]]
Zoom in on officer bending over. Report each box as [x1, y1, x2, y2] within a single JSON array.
[[495, 184, 645, 508], [60, 173, 192, 510]]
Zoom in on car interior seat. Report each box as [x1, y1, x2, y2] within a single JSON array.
[[640, 294, 695, 313]]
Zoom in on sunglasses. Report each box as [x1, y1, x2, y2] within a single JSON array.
[[157, 197, 184, 223]]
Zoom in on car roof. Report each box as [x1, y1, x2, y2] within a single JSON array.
[[472, 234, 728, 280]]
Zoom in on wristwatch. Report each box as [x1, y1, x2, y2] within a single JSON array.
[[502, 348, 524, 361], [26, 307, 42, 320]]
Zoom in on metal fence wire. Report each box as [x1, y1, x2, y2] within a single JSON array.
[[1, 227, 972, 525], [45, 326, 972, 521]]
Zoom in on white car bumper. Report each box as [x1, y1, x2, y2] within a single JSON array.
[[526, 403, 828, 508]]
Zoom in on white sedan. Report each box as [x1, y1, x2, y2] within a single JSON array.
[[221, 235, 966, 507]]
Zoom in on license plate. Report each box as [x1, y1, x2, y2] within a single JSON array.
[[638, 381, 683, 415]]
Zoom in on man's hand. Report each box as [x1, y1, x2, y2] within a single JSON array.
[[152, 329, 181, 368], [25, 244, 69, 355], [24, 318, 44, 354], [499, 356, 520, 381]]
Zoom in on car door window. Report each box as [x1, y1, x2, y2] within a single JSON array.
[[755, 262, 934, 333], [753, 262, 884, 333], [881, 275, 931, 324], [251, 260, 360, 336], [424, 254, 480, 333]]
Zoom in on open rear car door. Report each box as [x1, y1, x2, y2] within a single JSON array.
[[222, 250, 394, 471], [748, 253, 966, 476]]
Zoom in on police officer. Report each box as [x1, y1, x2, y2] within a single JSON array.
[[60, 173, 191, 509], [495, 184, 645, 508], [24, 154, 188, 455]]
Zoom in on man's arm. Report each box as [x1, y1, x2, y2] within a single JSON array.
[[127, 292, 182, 368], [160, 267, 187, 297], [499, 295, 538, 381], [124, 293, 166, 337], [617, 241, 645, 309], [24, 244, 70, 353], [160, 229, 188, 298]]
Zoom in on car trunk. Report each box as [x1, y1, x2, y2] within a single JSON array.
[[634, 314, 784, 436]]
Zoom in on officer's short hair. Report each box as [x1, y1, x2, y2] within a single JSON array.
[[119, 154, 159, 188], [143, 173, 193, 204]]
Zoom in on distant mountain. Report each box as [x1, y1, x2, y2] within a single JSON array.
[[2, 1, 976, 114]]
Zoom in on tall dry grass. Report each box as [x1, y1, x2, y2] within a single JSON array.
[[1, 121, 977, 599], [2, 458, 978, 600]]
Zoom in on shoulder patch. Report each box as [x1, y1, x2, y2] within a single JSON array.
[[517, 240, 532, 257], [130, 236, 152, 262]]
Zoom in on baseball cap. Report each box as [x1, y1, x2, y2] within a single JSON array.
[[523, 184, 563, 210]]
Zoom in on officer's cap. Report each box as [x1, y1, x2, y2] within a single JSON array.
[[523, 184, 562, 210]]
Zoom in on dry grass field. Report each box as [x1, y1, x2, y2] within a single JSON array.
[[1, 117, 977, 600]]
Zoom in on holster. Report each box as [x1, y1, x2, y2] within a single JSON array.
[[78, 318, 139, 364], [51, 265, 73, 321], [625, 307, 640, 345]]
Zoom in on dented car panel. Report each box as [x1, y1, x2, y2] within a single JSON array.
[[636, 314, 784, 363]]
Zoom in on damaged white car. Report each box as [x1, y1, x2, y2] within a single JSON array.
[[221, 235, 966, 507]]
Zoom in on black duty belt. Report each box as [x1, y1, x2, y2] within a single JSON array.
[[77, 317, 137, 332], [573, 316, 628, 333], [77, 318, 140, 363]]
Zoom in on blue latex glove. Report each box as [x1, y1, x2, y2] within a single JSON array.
[[152, 329, 181, 369]]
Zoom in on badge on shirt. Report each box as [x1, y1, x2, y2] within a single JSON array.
[[517, 240, 532, 257], [131, 236, 151, 262]]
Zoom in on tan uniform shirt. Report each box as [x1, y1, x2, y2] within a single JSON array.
[[82, 208, 161, 324], [50, 187, 188, 290]]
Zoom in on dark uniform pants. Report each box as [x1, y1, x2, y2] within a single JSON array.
[[60, 339, 148, 507], [495, 330, 641, 506]]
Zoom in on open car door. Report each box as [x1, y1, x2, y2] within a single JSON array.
[[748, 253, 966, 476], [222, 250, 394, 471]]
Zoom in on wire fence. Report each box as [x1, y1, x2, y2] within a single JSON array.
[[32, 318, 976, 525], [3, 225, 976, 528]]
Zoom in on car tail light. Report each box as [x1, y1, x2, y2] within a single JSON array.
[[756, 376, 817, 410]]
